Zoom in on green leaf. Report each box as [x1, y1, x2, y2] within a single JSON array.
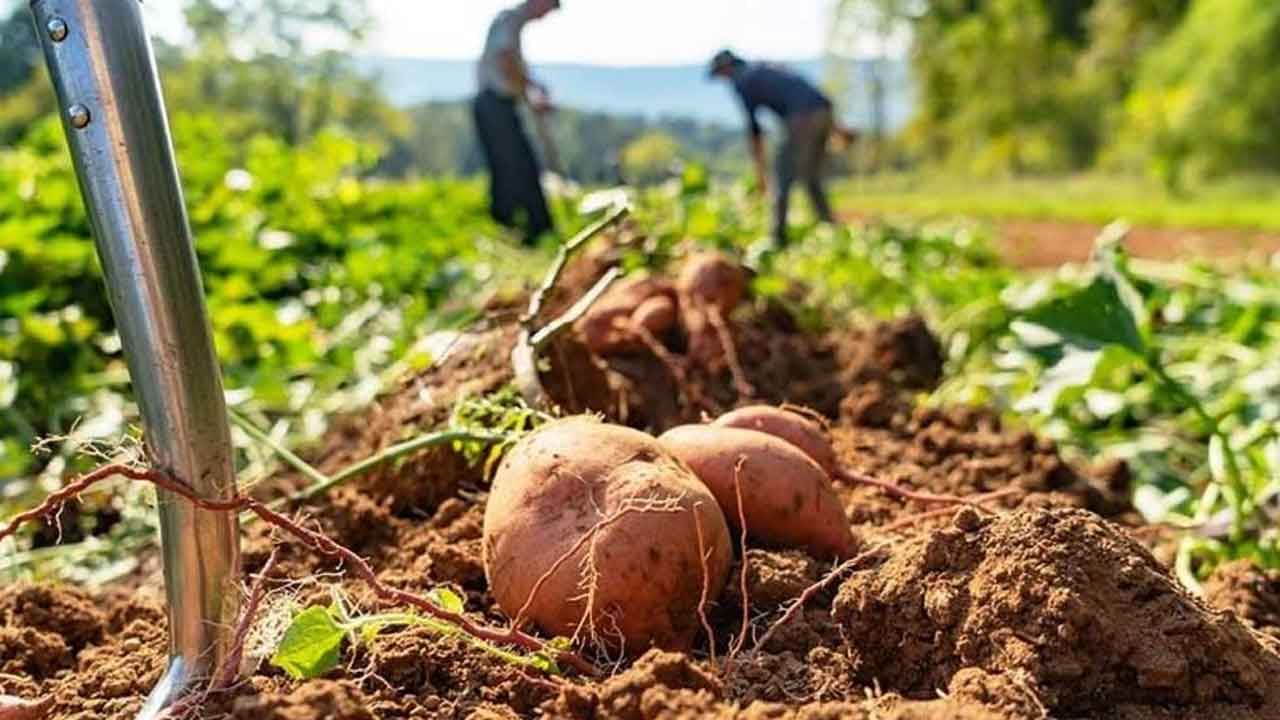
[[1092, 228, 1149, 340], [427, 587, 465, 614], [270, 606, 345, 679], [1016, 347, 1105, 415], [1022, 275, 1146, 355]]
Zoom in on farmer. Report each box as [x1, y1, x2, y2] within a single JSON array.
[[709, 49, 840, 247], [474, 0, 560, 243]]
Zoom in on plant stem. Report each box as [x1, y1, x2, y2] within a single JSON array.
[[345, 612, 556, 672], [1146, 361, 1217, 435], [285, 428, 509, 505], [1145, 354, 1250, 533], [229, 410, 329, 488], [522, 204, 630, 328], [229, 411, 508, 514], [530, 266, 623, 349]]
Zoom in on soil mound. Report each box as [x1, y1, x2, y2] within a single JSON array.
[[833, 389, 1134, 528], [832, 507, 1280, 718], [1205, 560, 1280, 642]]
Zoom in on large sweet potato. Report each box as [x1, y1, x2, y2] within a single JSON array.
[[714, 405, 838, 476], [483, 417, 733, 653], [658, 424, 856, 559]]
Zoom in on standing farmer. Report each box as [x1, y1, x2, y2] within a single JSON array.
[[709, 50, 839, 247], [474, 0, 560, 243]]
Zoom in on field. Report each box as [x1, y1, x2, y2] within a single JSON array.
[[837, 174, 1280, 267], [2, 123, 1280, 719]]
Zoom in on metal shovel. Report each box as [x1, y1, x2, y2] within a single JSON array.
[[29, 1, 241, 717]]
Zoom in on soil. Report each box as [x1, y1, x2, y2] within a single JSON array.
[[1205, 560, 1280, 643], [843, 211, 1280, 269], [3, 256, 1279, 719], [996, 218, 1280, 269]]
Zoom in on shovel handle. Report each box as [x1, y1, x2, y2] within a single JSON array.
[[29, 0, 241, 714]]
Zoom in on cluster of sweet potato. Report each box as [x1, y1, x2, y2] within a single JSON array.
[[575, 251, 746, 366], [481, 405, 855, 653]]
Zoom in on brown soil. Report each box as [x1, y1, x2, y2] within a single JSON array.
[[998, 218, 1280, 269], [834, 508, 1280, 718], [843, 211, 1280, 269], [1205, 560, 1280, 643], [3, 258, 1278, 719]]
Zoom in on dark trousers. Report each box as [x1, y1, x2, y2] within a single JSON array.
[[473, 89, 554, 243], [774, 106, 835, 244]]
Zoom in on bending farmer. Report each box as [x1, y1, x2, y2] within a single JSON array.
[[709, 49, 838, 246], [474, 0, 560, 243]]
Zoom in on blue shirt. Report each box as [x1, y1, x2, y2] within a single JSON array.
[[730, 63, 831, 137]]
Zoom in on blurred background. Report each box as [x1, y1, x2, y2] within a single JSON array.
[[4, 1, 1278, 199]]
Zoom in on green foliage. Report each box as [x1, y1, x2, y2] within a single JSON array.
[[165, 0, 398, 147], [270, 588, 566, 679], [0, 113, 538, 486], [620, 132, 681, 186], [1118, 0, 1280, 187], [1021, 275, 1144, 354], [449, 387, 549, 474], [271, 605, 345, 679], [904, 0, 1093, 174], [935, 235, 1280, 577], [762, 200, 1279, 578], [765, 221, 1010, 330], [892, 0, 1208, 176]]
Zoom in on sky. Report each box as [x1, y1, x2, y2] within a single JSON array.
[[129, 0, 850, 66], [370, 1, 838, 65]]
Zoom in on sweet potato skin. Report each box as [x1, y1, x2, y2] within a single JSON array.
[[658, 424, 856, 560], [483, 417, 733, 652], [577, 276, 677, 355], [631, 294, 678, 337], [678, 252, 746, 316], [714, 405, 838, 476]]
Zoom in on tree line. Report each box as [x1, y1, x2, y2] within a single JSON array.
[[839, 0, 1280, 188], [6, 0, 1274, 189]]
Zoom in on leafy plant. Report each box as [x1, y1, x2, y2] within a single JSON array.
[[937, 225, 1280, 581], [271, 587, 566, 679], [449, 387, 550, 474]]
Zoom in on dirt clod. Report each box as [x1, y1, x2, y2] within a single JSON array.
[[833, 508, 1280, 717], [549, 649, 721, 720], [1205, 560, 1280, 642]]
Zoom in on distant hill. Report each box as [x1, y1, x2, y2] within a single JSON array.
[[354, 56, 913, 131]]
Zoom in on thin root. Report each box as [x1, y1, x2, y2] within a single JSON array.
[[691, 503, 717, 666], [837, 467, 985, 506], [707, 306, 754, 400], [0, 463, 597, 677], [750, 544, 889, 655], [881, 488, 1020, 532], [727, 456, 751, 668]]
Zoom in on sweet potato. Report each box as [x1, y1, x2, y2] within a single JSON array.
[[631, 294, 678, 337], [714, 405, 837, 476], [0, 696, 50, 720], [658, 424, 856, 559], [576, 276, 678, 355], [483, 417, 733, 652], [678, 251, 746, 316]]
